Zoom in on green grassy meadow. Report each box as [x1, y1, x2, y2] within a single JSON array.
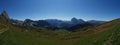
[[0, 24, 120, 45]]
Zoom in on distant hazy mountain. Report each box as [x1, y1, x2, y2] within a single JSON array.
[[10, 19, 24, 26], [11, 19, 51, 28], [23, 19, 51, 28], [45, 19, 64, 27], [67, 20, 106, 31], [68, 22, 93, 31], [71, 17, 85, 25], [45, 18, 85, 29]]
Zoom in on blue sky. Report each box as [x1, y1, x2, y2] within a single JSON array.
[[0, 0, 120, 21]]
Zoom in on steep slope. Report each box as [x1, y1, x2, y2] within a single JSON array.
[[65, 24, 120, 45], [0, 24, 8, 34], [62, 18, 120, 45], [68, 22, 93, 31], [88, 18, 120, 31]]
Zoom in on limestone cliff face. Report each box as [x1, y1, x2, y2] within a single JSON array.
[[0, 10, 11, 24], [1, 11, 10, 20]]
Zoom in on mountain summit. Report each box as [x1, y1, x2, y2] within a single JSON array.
[[0, 10, 10, 24], [0, 10, 10, 19], [71, 17, 85, 25], [71, 17, 78, 23]]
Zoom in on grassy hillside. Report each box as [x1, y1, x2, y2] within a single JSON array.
[[0, 19, 120, 45]]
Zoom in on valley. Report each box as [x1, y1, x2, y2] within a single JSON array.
[[0, 11, 120, 45]]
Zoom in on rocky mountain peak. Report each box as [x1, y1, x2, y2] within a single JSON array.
[[71, 17, 77, 21], [0, 10, 10, 20], [0, 10, 11, 24], [71, 17, 85, 25], [71, 17, 78, 23], [24, 19, 33, 22]]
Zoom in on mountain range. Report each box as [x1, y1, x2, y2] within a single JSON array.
[[10, 17, 106, 30], [0, 10, 106, 31], [0, 11, 120, 45]]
